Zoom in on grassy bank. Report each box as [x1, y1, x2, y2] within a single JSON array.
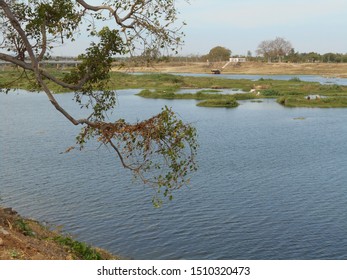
[[277, 96, 347, 108], [2, 70, 347, 108], [134, 74, 347, 108], [0, 206, 120, 260], [137, 88, 246, 108]]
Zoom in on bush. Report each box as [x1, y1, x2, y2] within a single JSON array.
[[54, 236, 102, 260], [277, 96, 286, 105], [262, 89, 281, 96], [197, 97, 239, 108], [289, 77, 301, 82]]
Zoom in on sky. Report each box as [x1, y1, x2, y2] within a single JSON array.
[[54, 0, 347, 57], [176, 0, 347, 56]]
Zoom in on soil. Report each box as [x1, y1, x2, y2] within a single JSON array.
[[0, 206, 119, 260], [120, 61, 347, 77]]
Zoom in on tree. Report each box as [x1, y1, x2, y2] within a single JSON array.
[[207, 46, 231, 62], [0, 0, 197, 206], [301, 52, 322, 63], [140, 47, 161, 66], [256, 37, 292, 62], [256, 40, 273, 62], [322, 53, 339, 63], [287, 48, 300, 63]]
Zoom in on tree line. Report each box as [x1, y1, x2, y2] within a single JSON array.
[[126, 37, 347, 64]]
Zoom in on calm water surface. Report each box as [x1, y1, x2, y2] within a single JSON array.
[[1, 88, 347, 259], [172, 73, 347, 85]]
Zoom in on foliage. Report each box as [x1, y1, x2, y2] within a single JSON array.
[[0, 0, 197, 205], [15, 219, 35, 236], [54, 236, 102, 260], [256, 37, 292, 62], [277, 96, 347, 108], [76, 106, 198, 206], [138, 88, 242, 102], [196, 97, 238, 108], [207, 46, 231, 62], [256, 51, 347, 63], [261, 89, 281, 96], [289, 77, 301, 82]]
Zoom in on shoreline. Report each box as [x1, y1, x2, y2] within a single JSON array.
[[116, 61, 347, 78], [0, 205, 121, 260]]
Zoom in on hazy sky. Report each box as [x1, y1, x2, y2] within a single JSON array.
[[176, 0, 347, 56], [54, 0, 347, 56]]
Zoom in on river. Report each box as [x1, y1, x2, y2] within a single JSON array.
[[1, 76, 347, 259], [134, 72, 347, 85]]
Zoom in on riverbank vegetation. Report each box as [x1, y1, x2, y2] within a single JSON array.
[[2, 70, 347, 108], [129, 73, 347, 108], [277, 96, 347, 108], [196, 97, 239, 108], [0, 206, 119, 260]]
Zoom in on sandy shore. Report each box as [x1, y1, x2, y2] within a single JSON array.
[[117, 62, 347, 77]]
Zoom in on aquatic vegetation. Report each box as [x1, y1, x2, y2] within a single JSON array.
[[196, 98, 239, 108]]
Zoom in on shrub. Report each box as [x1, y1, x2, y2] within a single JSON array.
[[197, 97, 239, 108], [15, 219, 35, 236], [54, 236, 102, 260], [277, 96, 286, 105], [262, 89, 281, 96], [289, 77, 301, 82]]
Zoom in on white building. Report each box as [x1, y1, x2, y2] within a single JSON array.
[[229, 57, 246, 63]]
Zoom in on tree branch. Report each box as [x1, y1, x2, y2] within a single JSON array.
[[0, 52, 89, 90], [0, 52, 32, 70], [37, 20, 47, 62], [76, 0, 135, 28]]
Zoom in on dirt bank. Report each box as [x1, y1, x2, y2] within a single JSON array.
[[0, 206, 119, 260], [119, 61, 347, 77]]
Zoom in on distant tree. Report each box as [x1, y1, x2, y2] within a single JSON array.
[[271, 37, 292, 62], [140, 47, 161, 66], [287, 48, 300, 63], [256, 40, 273, 62], [257, 37, 292, 62], [301, 52, 322, 63], [207, 46, 231, 62], [0, 0, 198, 206], [323, 53, 339, 63]]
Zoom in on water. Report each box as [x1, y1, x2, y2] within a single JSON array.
[[1, 88, 347, 260], [171, 73, 347, 85], [176, 88, 245, 94]]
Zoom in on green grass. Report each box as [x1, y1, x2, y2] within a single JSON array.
[[277, 96, 347, 108], [2, 70, 347, 108], [15, 219, 35, 237], [54, 236, 103, 260], [0, 69, 71, 93], [197, 98, 239, 108]]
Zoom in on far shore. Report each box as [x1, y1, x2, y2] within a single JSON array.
[[115, 61, 347, 78]]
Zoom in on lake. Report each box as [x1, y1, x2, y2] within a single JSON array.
[[1, 85, 347, 259], [172, 73, 347, 85]]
